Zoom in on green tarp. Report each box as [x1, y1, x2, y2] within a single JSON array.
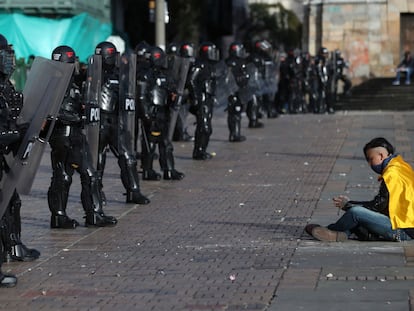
[[0, 12, 112, 63]]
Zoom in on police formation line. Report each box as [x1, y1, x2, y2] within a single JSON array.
[[0, 34, 349, 287]]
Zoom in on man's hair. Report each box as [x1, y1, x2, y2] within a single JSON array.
[[363, 137, 394, 159]]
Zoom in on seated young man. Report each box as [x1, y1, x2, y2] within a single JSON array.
[[392, 51, 414, 85], [306, 137, 414, 242]]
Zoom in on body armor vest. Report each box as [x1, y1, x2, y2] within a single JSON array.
[[57, 83, 82, 124], [100, 74, 119, 113], [149, 74, 168, 107]]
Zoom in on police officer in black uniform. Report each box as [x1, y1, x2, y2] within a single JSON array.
[[314, 47, 334, 113], [95, 41, 150, 204], [250, 40, 278, 119], [140, 46, 185, 180], [0, 34, 40, 287], [226, 42, 250, 142], [187, 42, 219, 160], [47, 45, 117, 229], [333, 49, 352, 98], [168, 42, 193, 142]]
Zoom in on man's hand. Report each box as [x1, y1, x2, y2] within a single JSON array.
[[332, 195, 350, 211]]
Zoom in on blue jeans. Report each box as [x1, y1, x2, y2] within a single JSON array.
[[395, 67, 413, 83], [327, 205, 412, 241]]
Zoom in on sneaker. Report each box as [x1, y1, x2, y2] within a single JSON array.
[[311, 226, 347, 242], [392, 80, 400, 85], [405, 80, 411, 85]]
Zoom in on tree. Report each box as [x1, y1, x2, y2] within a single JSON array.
[[244, 3, 302, 51]]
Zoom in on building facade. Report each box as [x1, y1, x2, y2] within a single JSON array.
[[305, 0, 414, 84], [250, 0, 414, 84]]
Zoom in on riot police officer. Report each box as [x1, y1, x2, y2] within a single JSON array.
[[95, 41, 150, 204], [302, 51, 318, 113], [167, 42, 193, 142], [226, 42, 250, 142], [0, 34, 40, 287], [134, 41, 152, 158], [286, 48, 307, 113], [140, 46, 185, 180], [333, 49, 352, 98], [314, 47, 334, 113], [250, 40, 278, 119], [187, 42, 219, 160], [47, 45, 117, 229]]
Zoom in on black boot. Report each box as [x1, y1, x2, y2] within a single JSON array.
[[85, 211, 117, 227], [50, 214, 79, 229], [248, 120, 264, 128], [0, 273, 17, 288], [193, 150, 212, 160], [163, 169, 185, 180], [126, 191, 150, 204], [192, 133, 212, 160], [142, 169, 161, 181], [6, 241, 40, 262], [228, 113, 246, 142]]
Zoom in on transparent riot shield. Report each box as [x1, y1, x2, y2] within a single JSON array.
[[167, 55, 191, 141], [247, 61, 262, 96], [118, 53, 137, 154], [0, 57, 74, 216], [237, 63, 255, 106], [84, 54, 102, 170], [215, 60, 239, 107], [263, 60, 279, 100]]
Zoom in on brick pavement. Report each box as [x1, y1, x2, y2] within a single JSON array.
[[1, 110, 414, 310]]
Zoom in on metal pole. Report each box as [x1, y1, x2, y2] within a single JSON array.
[[155, 0, 166, 50]]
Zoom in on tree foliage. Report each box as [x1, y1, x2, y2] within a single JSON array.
[[167, 0, 201, 43], [244, 3, 302, 51]]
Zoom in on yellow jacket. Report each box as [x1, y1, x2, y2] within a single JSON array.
[[382, 155, 414, 229]]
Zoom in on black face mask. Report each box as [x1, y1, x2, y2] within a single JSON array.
[[370, 163, 383, 174], [370, 154, 396, 174]]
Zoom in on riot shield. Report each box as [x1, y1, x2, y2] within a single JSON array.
[[263, 60, 279, 99], [237, 63, 255, 106], [118, 53, 137, 154], [247, 61, 262, 95], [0, 57, 73, 216], [83, 55, 102, 169], [167, 55, 191, 141], [84, 54, 102, 169], [215, 60, 238, 107]]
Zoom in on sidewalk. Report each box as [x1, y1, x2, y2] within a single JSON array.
[[2, 109, 414, 310]]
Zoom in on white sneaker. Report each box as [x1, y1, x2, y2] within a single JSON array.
[[392, 80, 400, 85]]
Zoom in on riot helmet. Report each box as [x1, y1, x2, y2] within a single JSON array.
[[0, 34, 15, 76], [95, 41, 117, 66], [199, 42, 219, 61], [179, 42, 195, 58], [319, 47, 329, 57], [135, 41, 151, 59], [51, 45, 76, 63], [229, 42, 247, 59], [334, 49, 342, 58], [254, 39, 272, 56], [149, 46, 167, 68], [166, 42, 179, 55]]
